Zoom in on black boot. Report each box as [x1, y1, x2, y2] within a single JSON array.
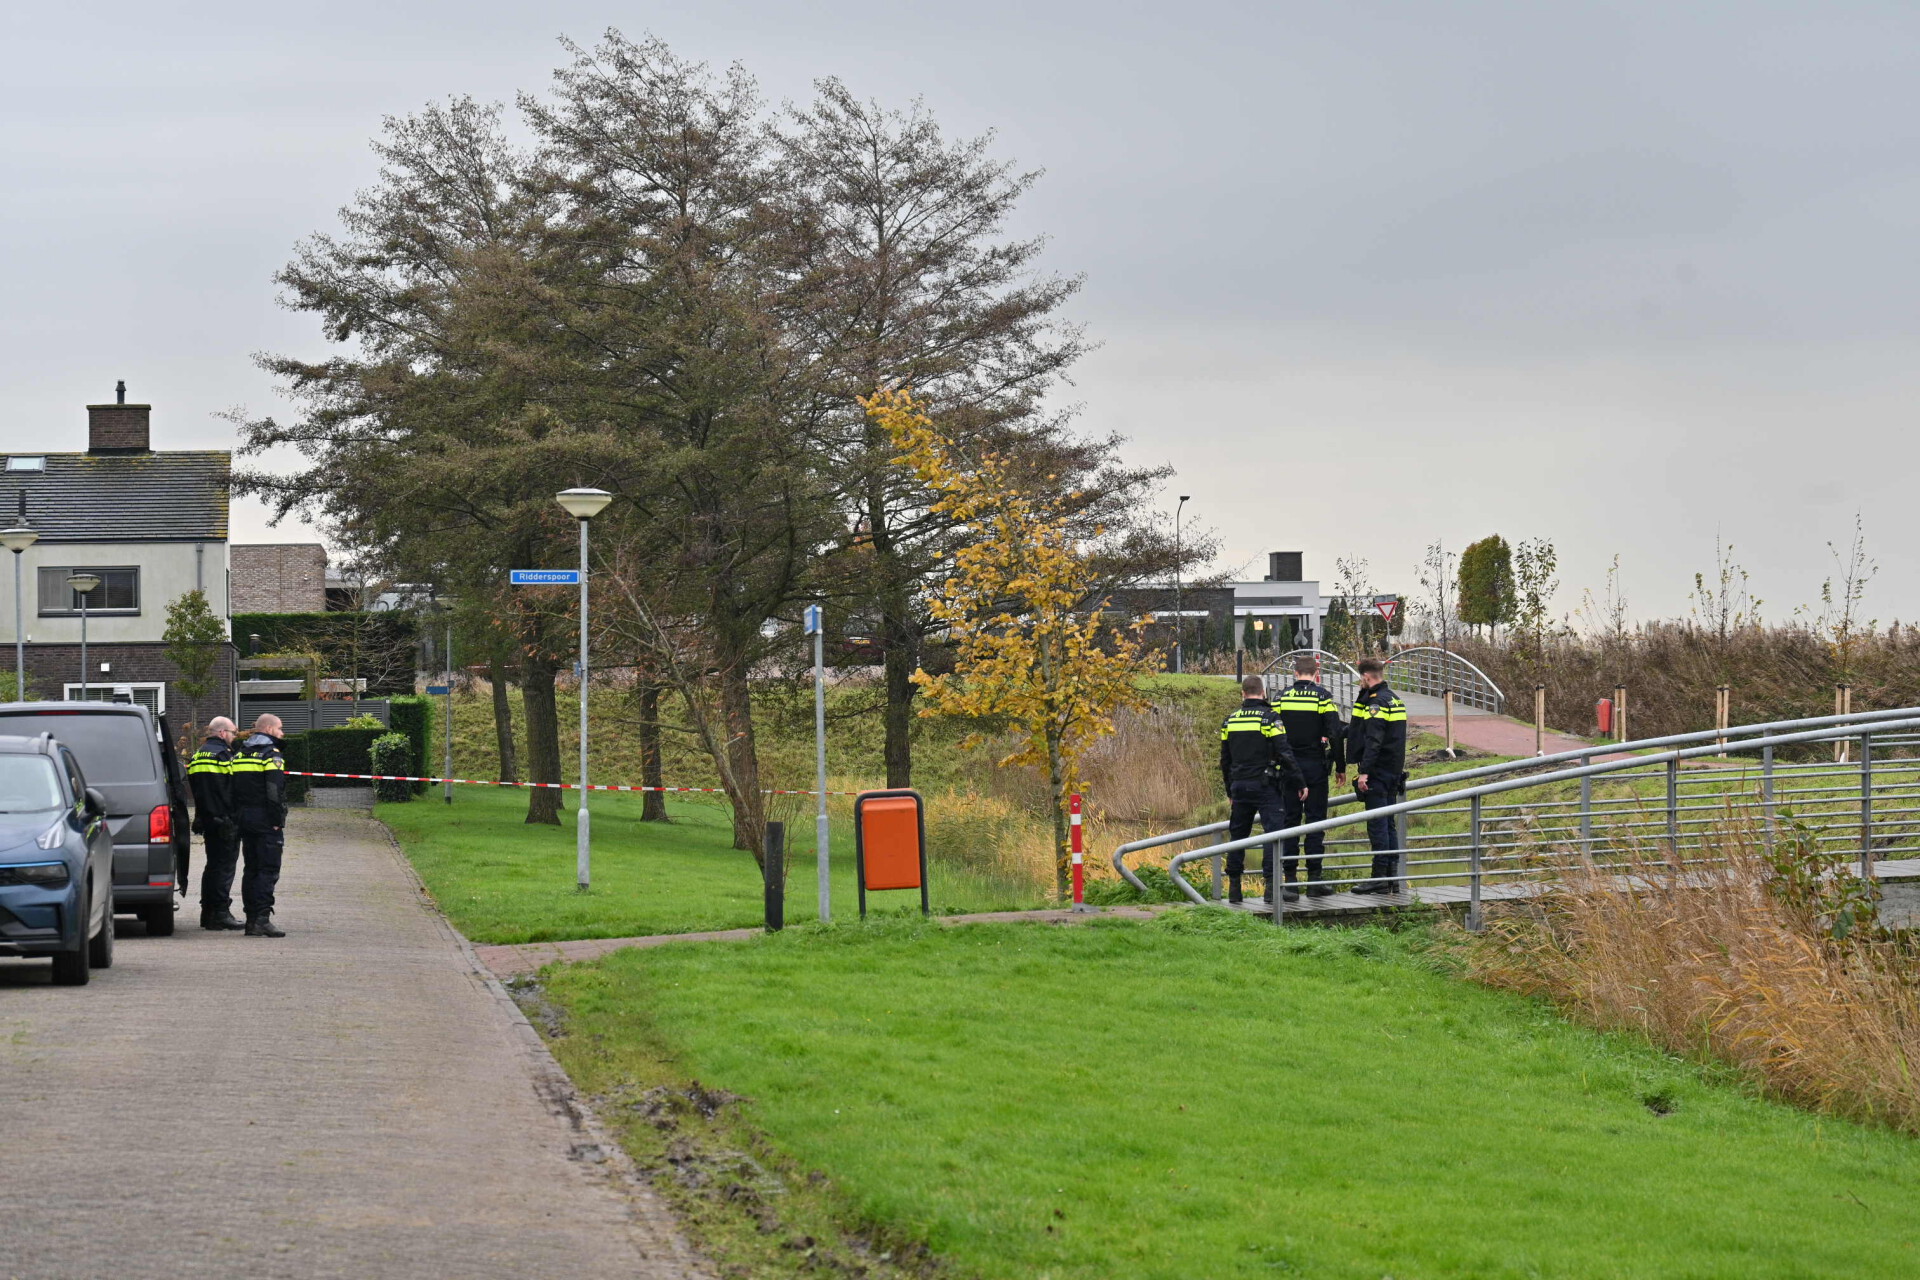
[[245, 914, 286, 938], [200, 908, 245, 930], [1280, 885, 1301, 903], [1227, 875, 1243, 905]]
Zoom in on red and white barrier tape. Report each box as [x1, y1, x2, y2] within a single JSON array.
[[288, 770, 873, 797]]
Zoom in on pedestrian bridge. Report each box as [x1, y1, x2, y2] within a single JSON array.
[[1114, 708, 1920, 926], [1264, 647, 1505, 716]]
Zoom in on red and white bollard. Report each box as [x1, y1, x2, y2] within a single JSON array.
[[1070, 793, 1093, 912]]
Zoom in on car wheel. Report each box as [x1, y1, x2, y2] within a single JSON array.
[[51, 892, 91, 986], [139, 902, 176, 937], [89, 893, 115, 969]]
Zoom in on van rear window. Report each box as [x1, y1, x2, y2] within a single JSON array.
[[0, 712, 157, 784]]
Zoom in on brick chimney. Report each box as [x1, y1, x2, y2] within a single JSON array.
[[87, 380, 150, 453]]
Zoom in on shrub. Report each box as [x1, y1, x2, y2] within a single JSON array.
[[386, 696, 432, 795], [370, 733, 414, 803], [340, 712, 385, 730]]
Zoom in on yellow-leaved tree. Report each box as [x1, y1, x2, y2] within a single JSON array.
[[863, 388, 1158, 898]]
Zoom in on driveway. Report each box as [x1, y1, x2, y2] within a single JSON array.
[[0, 808, 708, 1280]]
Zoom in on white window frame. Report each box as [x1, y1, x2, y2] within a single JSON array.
[[63, 682, 167, 714]]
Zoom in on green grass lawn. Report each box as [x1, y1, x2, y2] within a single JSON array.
[[539, 910, 1920, 1279], [379, 787, 1046, 943]]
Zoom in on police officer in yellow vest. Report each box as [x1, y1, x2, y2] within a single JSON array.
[[1274, 655, 1347, 896], [1349, 659, 1409, 894], [1218, 674, 1306, 904], [229, 713, 289, 937], [186, 716, 244, 931]]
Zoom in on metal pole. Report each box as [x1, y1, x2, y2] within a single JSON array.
[[1860, 732, 1874, 882], [11, 551, 22, 698], [1172, 498, 1186, 675], [442, 617, 453, 804], [576, 516, 591, 892], [1468, 793, 1483, 932], [814, 624, 830, 923], [78, 596, 88, 699]]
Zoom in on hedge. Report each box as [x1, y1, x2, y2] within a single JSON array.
[[387, 696, 432, 796], [282, 726, 386, 801]]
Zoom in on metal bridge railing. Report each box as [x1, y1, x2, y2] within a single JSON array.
[[1383, 646, 1506, 714], [1157, 715, 1920, 927], [1112, 706, 1920, 906], [1264, 649, 1358, 712]]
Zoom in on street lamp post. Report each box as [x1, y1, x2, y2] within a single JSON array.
[[0, 524, 38, 698], [556, 488, 613, 892], [67, 573, 101, 700], [1173, 496, 1190, 674]]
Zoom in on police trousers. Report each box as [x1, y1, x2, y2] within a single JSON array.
[[1226, 779, 1286, 886], [1359, 772, 1405, 885], [239, 825, 284, 919], [199, 824, 241, 911], [1281, 764, 1330, 884]]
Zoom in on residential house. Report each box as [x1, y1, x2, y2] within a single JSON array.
[[0, 385, 235, 721]]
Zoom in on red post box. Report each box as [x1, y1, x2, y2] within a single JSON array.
[[1596, 698, 1612, 735]]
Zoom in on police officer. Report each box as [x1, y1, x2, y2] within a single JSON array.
[[1275, 655, 1346, 897], [187, 716, 244, 931], [1348, 658, 1409, 894], [1219, 674, 1306, 904], [229, 713, 289, 937]]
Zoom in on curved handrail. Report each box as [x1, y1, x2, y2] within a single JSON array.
[[1385, 646, 1506, 714], [1109, 704, 1920, 894], [1163, 714, 1920, 909], [1265, 648, 1360, 711]]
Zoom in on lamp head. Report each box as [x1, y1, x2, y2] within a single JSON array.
[[66, 572, 101, 596], [556, 487, 613, 520], [0, 526, 37, 553]]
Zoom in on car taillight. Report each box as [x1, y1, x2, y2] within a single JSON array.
[[149, 804, 171, 842]]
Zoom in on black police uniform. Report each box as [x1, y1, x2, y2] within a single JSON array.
[[1349, 681, 1409, 893], [1218, 695, 1303, 904], [229, 731, 289, 934], [1275, 678, 1346, 894], [186, 735, 243, 930]]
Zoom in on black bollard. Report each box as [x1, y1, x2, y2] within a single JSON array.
[[763, 820, 785, 932]]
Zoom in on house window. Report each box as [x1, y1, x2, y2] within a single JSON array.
[[63, 683, 166, 714], [38, 567, 141, 615], [5, 455, 45, 471]]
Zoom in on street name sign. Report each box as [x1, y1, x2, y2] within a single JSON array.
[[425, 685, 452, 695], [510, 569, 581, 586], [804, 604, 823, 635]]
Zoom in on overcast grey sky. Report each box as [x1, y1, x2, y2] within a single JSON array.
[[5, 1, 1916, 621]]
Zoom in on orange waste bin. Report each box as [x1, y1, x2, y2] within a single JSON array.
[[854, 790, 928, 917]]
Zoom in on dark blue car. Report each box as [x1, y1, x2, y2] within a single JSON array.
[[0, 733, 115, 985]]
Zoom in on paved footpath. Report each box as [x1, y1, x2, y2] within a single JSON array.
[[0, 809, 710, 1280]]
